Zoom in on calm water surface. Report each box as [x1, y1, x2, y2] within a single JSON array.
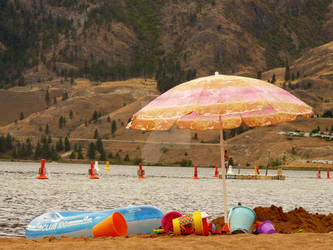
[[0, 161, 332, 237]]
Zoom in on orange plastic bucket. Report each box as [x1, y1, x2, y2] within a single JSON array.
[[92, 212, 128, 237]]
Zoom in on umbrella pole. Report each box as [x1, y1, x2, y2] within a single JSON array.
[[219, 115, 228, 224]]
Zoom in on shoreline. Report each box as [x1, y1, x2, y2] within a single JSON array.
[[0, 159, 332, 171]]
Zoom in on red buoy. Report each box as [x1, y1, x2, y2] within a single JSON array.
[[317, 169, 322, 179], [327, 168, 331, 179], [212, 165, 219, 177], [36, 159, 48, 179], [89, 161, 99, 179], [137, 163, 145, 179], [192, 165, 200, 179]]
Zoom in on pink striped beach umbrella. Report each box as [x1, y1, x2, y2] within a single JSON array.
[[127, 73, 313, 221]]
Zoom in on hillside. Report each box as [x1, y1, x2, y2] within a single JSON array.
[[1, 40, 333, 167], [1, 0, 333, 90], [1, 1, 333, 168]]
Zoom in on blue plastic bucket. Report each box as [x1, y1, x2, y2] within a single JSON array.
[[228, 206, 256, 234]]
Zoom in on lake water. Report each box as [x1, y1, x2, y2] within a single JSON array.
[[0, 161, 332, 237]]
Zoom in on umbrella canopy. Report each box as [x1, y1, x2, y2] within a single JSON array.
[[128, 74, 313, 131], [127, 73, 313, 222]]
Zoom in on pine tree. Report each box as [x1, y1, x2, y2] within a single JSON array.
[[41, 140, 50, 159], [62, 92, 68, 101], [11, 148, 17, 158], [0, 136, 5, 153], [94, 129, 99, 139], [59, 116, 63, 129], [50, 146, 59, 161], [256, 71, 262, 79], [20, 112, 24, 120], [87, 142, 96, 159], [64, 136, 71, 151], [112, 120, 117, 134], [271, 74, 276, 83], [17, 142, 25, 158], [56, 137, 64, 152], [92, 111, 98, 122], [108, 152, 113, 159], [45, 89, 50, 106], [6, 133, 13, 150], [77, 145, 84, 159], [96, 138, 104, 153], [124, 154, 130, 161], [26, 138, 33, 156], [34, 142, 42, 159], [78, 151, 84, 159], [69, 110, 73, 119], [45, 124, 49, 134], [284, 61, 290, 82], [99, 148, 106, 161], [69, 151, 76, 159]]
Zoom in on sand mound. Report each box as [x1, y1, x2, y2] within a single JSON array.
[[212, 205, 333, 234]]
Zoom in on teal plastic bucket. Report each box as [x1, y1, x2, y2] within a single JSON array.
[[228, 206, 256, 234]]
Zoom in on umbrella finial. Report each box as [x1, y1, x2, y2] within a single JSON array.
[[215, 71, 219, 76]]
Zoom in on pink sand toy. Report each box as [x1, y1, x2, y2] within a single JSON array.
[[258, 220, 276, 234], [161, 211, 182, 232]]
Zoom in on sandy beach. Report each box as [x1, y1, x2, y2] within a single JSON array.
[[1, 233, 333, 250], [1, 206, 333, 249]]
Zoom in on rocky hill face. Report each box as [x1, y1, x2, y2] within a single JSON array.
[[1, 0, 333, 88]]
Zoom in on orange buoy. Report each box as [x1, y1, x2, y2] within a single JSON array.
[[137, 163, 145, 179], [212, 165, 218, 177], [36, 159, 48, 179], [317, 169, 322, 179], [89, 161, 99, 179], [192, 165, 200, 179]]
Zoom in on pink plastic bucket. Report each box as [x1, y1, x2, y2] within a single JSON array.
[[258, 220, 276, 234], [161, 211, 182, 232]]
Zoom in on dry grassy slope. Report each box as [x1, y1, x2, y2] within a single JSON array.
[[226, 118, 333, 167], [0, 88, 63, 126], [262, 41, 333, 114], [0, 77, 332, 167], [0, 78, 158, 137]]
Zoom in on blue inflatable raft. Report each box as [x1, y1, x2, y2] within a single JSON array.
[[25, 205, 164, 238]]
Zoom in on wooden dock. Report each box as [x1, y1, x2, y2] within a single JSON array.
[[221, 174, 286, 180], [219, 168, 286, 180]]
